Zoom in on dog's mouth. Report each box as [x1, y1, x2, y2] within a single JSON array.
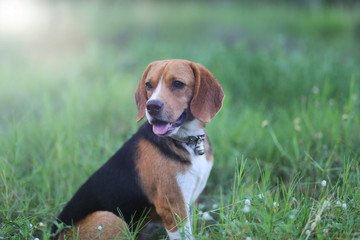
[[151, 112, 186, 136]]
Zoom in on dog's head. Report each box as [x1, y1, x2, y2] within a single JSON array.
[[135, 59, 224, 136]]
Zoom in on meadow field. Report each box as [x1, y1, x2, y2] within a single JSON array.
[[0, 1, 360, 239]]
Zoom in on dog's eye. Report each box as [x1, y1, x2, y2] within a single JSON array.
[[145, 82, 153, 90], [172, 80, 185, 90]]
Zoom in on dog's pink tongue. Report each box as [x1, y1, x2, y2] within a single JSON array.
[[153, 123, 169, 135]]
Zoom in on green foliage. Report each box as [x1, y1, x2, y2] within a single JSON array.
[[0, 1, 359, 239]]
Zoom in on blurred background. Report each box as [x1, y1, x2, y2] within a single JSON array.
[[1, 0, 359, 110]]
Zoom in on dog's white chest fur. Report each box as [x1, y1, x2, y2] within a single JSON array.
[[177, 144, 213, 205]]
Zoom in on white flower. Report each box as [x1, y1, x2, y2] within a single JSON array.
[[201, 212, 213, 221], [321, 180, 327, 187], [335, 201, 341, 207], [29, 223, 33, 228], [305, 230, 311, 235], [312, 86, 319, 94], [34, 238, 40, 240], [273, 202, 279, 207], [342, 203, 347, 210], [258, 193, 264, 199], [242, 205, 251, 213], [315, 215, 321, 222], [97, 224, 103, 231], [245, 199, 251, 206], [212, 203, 218, 209], [246, 237, 251, 240], [311, 222, 316, 230], [39, 222, 44, 227]]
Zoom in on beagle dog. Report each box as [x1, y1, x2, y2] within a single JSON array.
[[51, 59, 224, 239]]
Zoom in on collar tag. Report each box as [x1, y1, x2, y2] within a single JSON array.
[[188, 135, 205, 155], [170, 134, 206, 155]]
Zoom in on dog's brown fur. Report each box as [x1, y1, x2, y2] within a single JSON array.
[[53, 60, 224, 239]]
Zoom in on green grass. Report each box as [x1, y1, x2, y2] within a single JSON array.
[[1, 1, 360, 239]]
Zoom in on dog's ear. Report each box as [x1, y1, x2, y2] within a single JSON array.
[[135, 63, 152, 122], [190, 63, 225, 123]]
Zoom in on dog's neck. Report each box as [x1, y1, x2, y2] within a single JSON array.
[[169, 119, 206, 155]]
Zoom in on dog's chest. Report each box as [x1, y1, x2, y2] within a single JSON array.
[[176, 144, 213, 204]]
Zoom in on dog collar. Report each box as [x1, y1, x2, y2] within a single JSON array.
[[171, 134, 205, 155]]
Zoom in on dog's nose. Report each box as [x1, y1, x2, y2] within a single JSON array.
[[146, 100, 164, 115]]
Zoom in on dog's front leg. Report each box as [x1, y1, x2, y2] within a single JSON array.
[[154, 196, 193, 240]]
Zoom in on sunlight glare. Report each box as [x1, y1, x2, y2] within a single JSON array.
[[0, 0, 50, 36]]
